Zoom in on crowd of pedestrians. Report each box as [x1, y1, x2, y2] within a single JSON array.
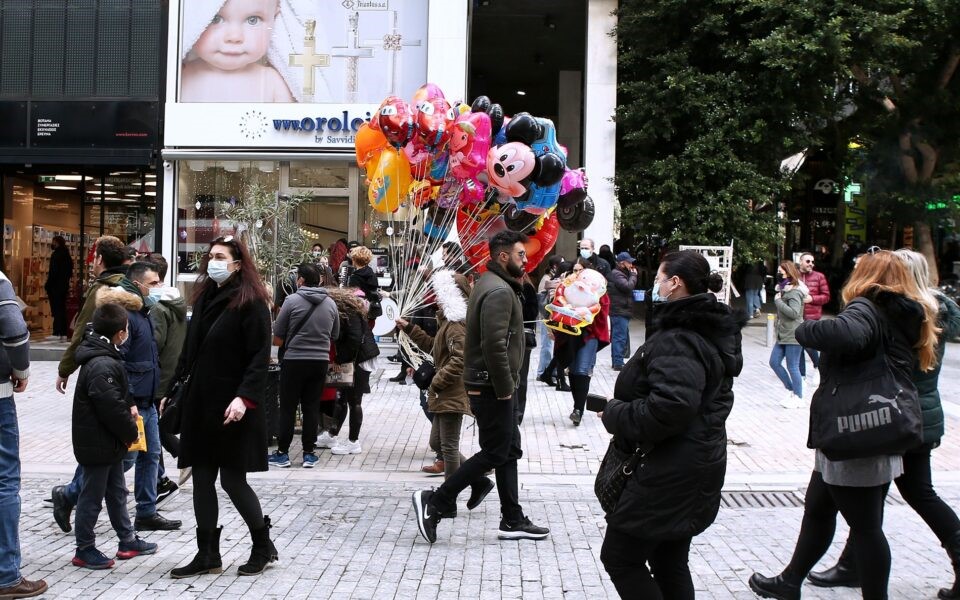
[[2, 230, 960, 600]]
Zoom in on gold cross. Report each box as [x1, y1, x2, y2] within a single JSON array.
[[289, 20, 331, 96]]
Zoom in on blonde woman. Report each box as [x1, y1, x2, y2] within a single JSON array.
[[347, 246, 385, 322]]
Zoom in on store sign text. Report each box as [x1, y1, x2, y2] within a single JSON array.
[[272, 111, 371, 145]]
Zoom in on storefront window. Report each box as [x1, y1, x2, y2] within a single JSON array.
[[175, 161, 280, 299], [288, 162, 349, 189]]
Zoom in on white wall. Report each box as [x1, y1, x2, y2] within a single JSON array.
[[582, 0, 617, 248], [427, 0, 469, 101]]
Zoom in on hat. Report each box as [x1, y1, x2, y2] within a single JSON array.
[[347, 240, 361, 249], [615, 252, 636, 263]]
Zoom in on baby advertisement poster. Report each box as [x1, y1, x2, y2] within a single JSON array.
[[179, 0, 429, 104]]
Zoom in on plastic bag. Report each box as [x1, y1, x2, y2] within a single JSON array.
[[128, 415, 147, 452]]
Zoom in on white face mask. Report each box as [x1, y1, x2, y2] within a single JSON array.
[[207, 260, 236, 283]]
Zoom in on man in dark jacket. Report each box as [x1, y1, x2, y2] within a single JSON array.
[[45, 235, 73, 341], [413, 231, 550, 544], [0, 271, 47, 597], [607, 252, 638, 370], [105, 263, 180, 531], [798, 251, 830, 381], [579, 238, 611, 276]]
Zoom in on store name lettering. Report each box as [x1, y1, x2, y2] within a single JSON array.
[[273, 111, 371, 145]]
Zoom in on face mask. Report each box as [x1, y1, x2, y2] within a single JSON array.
[[207, 260, 234, 283], [148, 287, 164, 301], [579, 249, 592, 259], [652, 279, 672, 303], [116, 327, 130, 348], [312, 251, 322, 258], [144, 295, 158, 309]]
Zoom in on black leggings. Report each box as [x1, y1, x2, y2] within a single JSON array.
[[600, 527, 694, 600], [278, 359, 328, 454], [333, 368, 370, 441], [786, 471, 890, 599], [192, 464, 265, 531]]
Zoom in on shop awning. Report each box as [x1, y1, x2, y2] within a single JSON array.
[[161, 149, 355, 162]]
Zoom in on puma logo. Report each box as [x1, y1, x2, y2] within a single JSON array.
[[867, 392, 902, 415]]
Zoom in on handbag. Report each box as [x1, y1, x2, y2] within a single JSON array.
[[807, 299, 923, 460], [367, 291, 383, 319], [594, 439, 652, 514], [413, 360, 436, 390], [326, 362, 355, 388], [159, 375, 190, 435]]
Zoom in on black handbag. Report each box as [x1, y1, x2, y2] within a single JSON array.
[[413, 360, 436, 390], [159, 375, 189, 435], [807, 300, 923, 460], [594, 439, 651, 514]]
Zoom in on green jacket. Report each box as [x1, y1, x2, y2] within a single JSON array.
[[915, 293, 960, 445], [58, 270, 126, 378], [151, 292, 188, 400], [462, 262, 525, 399], [774, 287, 805, 345]]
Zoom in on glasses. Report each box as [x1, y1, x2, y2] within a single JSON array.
[[213, 235, 235, 244]]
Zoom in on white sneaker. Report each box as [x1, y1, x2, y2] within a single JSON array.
[[780, 391, 803, 409], [330, 439, 362, 455], [316, 431, 337, 449], [806, 369, 820, 388]]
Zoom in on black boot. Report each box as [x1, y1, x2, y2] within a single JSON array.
[[807, 543, 859, 588], [238, 516, 279, 576], [568, 375, 590, 426], [170, 527, 223, 578], [940, 531, 960, 599], [748, 572, 801, 600], [536, 372, 556, 387], [555, 370, 570, 392]]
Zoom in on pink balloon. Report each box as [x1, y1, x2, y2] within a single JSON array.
[[449, 112, 492, 181], [560, 168, 587, 196]]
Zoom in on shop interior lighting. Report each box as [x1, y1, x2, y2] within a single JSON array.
[[516, 90, 526, 96], [145, 181, 157, 186], [44, 185, 76, 190], [145, 191, 157, 197], [55, 175, 92, 181]]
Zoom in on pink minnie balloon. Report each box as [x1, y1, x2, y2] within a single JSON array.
[[560, 168, 587, 196], [459, 177, 485, 205], [448, 112, 492, 181]]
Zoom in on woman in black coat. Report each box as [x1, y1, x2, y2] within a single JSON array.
[[600, 250, 745, 599], [164, 236, 275, 579]]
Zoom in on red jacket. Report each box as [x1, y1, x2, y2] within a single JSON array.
[[801, 270, 830, 321], [584, 294, 611, 349]]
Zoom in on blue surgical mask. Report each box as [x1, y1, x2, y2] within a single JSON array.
[[579, 249, 592, 259], [652, 279, 672, 303], [148, 287, 164, 302], [207, 260, 235, 284], [144, 295, 158, 308]]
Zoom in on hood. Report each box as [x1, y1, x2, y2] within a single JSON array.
[[296, 285, 331, 305], [97, 271, 126, 286], [351, 266, 378, 285], [75, 326, 122, 365], [651, 293, 748, 377], [159, 286, 181, 302], [95, 286, 143, 312], [431, 270, 470, 323], [871, 290, 924, 347], [159, 292, 187, 318]]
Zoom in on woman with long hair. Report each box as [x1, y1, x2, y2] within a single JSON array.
[[565, 259, 610, 427], [807, 248, 960, 598], [600, 250, 743, 598], [750, 250, 940, 600], [165, 236, 276, 578], [769, 261, 810, 409]]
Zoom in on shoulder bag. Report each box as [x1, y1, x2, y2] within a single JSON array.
[[413, 360, 436, 390], [278, 300, 321, 362], [807, 299, 923, 460]]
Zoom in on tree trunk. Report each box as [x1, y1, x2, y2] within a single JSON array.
[[914, 221, 940, 285]]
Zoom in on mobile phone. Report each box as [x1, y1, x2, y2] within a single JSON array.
[[586, 393, 608, 413]]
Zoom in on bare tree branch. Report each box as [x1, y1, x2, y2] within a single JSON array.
[[915, 140, 938, 183], [899, 131, 919, 184], [938, 48, 960, 89]]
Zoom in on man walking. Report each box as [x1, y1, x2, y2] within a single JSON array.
[[412, 231, 550, 544], [607, 252, 638, 370], [578, 238, 611, 276], [797, 252, 830, 383], [0, 271, 47, 598]]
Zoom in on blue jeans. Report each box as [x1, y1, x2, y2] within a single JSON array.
[[610, 316, 630, 368], [769, 343, 803, 397], [745, 288, 761, 316], [571, 337, 599, 377], [536, 321, 553, 376], [0, 397, 22, 587], [799, 347, 821, 377], [122, 402, 160, 518]]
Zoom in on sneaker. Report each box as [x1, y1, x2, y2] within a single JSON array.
[[268, 450, 291, 467], [780, 392, 803, 409], [316, 431, 337, 449], [331, 439, 361, 455], [116, 536, 158, 560], [411, 490, 440, 543], [156, 478, 179, 508], [52, 485, 73, 533], [72, 546, 115, 570], [497, 517, 550, 541], [466, 476, 494, 510], [178, 467, 193, 486], [302, 452, 319, 468]]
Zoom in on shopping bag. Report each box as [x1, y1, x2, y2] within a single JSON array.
[[128, 415, 147, 452]]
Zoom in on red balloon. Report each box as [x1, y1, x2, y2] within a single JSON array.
[[523, 213, 559, 273], [376, 96, 415, 148]]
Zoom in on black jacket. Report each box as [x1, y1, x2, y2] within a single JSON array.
[[45, 245, 73, 295], [334, 311, 380, 365], [173, 277, 271, 472], [72, 330, 138, 466], [602, 294, 746, 540], [348, 266, 380, 301], [607, 267, 638, 318]]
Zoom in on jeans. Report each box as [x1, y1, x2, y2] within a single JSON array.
[[785, 471, 890, 600], [278, 359, 328, 454], [799, 346, 820, 377], [600, 527, 694, 600], [610, 316, 630, 368], [769, 343, 803, 397], [570, 337, 599, 377], [432, 389, 523, 523], [75, 462, 134, 551], [745, 287, 761, 316], [0, 397, 22, 587], [536, 321, 553, 377], [122, 402, 160, 518], [63, 465, 83, 506], [429, 413, 466, 479]]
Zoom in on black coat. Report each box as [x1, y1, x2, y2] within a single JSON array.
[[45, 245, 73, 295], [602, 294, 746, 540], [348, 266, 380, 301], [174, 278, 271, 472], [72, 330, 138, 466]]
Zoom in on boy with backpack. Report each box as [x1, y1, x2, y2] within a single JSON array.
[[71, 303, 157, 569]]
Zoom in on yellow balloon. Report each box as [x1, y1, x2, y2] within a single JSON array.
[[368, 147, 412, 213]]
